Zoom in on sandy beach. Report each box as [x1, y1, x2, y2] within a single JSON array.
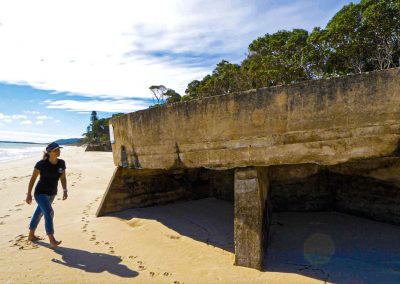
[[0, 146, 400, 283]]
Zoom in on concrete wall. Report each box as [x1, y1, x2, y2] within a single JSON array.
[[109, 68, 400, 170]]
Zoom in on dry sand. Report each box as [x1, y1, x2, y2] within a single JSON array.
[[0, 146, 400, 283]]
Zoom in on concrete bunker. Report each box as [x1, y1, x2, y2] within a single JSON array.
[[97, 68, 400, 270]]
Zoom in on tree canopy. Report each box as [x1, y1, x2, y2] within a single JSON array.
[[180, 0, 399, 101], [83, 112, 124, 143]]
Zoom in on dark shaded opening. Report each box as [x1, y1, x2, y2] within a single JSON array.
[[121, 145, 128, 168], [263, 163, 400, 282], [110, 167, 235, 252]]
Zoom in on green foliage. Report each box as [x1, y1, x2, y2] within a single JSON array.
[[183, 0, 400, 98], [83, 112, 124, 143], [243, 29, 310, 87], [149, 85, 181, 106], [165, 89, 182, 103]]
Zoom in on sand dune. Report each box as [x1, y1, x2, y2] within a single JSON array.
[[0, 146, 399, 283]]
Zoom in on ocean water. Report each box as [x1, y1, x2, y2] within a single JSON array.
[[0, 142, 46, 164]]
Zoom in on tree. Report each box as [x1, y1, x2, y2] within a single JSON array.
[[83, 112, 124, 143], [242, 29, 310, 88], [149, 85, 167, 105], [149, 85, 181, 106], [164, 89, 181, 104], [302, 27, 333, 78], [182, 80, 201, 101], [362, 0, 400, 69], [325, 3, 369, 74], [90, 111, 98, 126]]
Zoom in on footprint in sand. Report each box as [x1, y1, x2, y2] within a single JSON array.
[[10, 235, 39, 250], [15, 203, 24, 207], [167, 235, 181, 240], [0, 221, 4, 225], [163, 272, 171, 277]]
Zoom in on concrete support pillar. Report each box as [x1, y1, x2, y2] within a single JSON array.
[[234, 166, 270, 270]]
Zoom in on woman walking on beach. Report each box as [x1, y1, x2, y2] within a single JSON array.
[[26, 142, 68, 248]]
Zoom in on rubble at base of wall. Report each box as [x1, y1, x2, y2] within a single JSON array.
[[85, 142, 112, 152]]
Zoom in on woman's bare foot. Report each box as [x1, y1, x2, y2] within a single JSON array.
[[28, 230, 43, 242], [50, 240, 62, 249], [48, 234, 62, 249], [28, 235, 44, 242]]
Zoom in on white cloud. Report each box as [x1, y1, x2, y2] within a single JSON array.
[[36, 115, 53, 120], [11, 114, 27, 120], [0, 112, 27, 123], [36, 121, 44, 125], [54, 120, 61, 123], [24, 110, 40, 115], [20, 120, 32, 125], [0, 113, 12, 123], [0, 0, 350, 101], [44, 99, 149, 113]]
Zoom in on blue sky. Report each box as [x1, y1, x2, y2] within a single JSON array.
[[0, 0, 357, 142]]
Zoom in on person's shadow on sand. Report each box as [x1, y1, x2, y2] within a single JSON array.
[[37, 241, 138, 278]]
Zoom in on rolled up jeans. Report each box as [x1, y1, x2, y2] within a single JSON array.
[[29, 194, 56, 235]]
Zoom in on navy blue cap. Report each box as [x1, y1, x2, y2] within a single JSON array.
[[46, 142, 63, 152]]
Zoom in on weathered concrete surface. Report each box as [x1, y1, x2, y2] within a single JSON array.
[[269, 159, 400, 225], [234, 167, 270, 269], [109, 68, 400, 170], [98, 68, 400, 270]]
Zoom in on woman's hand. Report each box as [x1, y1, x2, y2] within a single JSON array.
[[63, 191, 68, 200], [26, 193, 32, 205]]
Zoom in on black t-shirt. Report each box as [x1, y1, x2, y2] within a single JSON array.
[[34, 159, 66, 196]]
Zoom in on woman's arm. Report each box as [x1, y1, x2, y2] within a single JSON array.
[[60, 170, 68, 200], [26, 168, 40, 204]]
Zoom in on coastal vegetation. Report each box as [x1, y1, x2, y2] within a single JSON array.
[[83, 111, 123, 143], [154, 0, 400, 103]]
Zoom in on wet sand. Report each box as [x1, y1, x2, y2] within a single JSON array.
[[0, 146, 399, 283]]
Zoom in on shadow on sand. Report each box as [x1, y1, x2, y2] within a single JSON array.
[[37, 241, 138, 278], [111, 197, 235, 252], [265, 212, 400, 284], [112, 198, 400, 284]]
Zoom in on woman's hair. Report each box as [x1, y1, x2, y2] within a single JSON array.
[[42, 151, 50, 160]]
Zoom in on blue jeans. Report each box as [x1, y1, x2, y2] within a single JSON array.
[[29, 194, 56, 235]]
